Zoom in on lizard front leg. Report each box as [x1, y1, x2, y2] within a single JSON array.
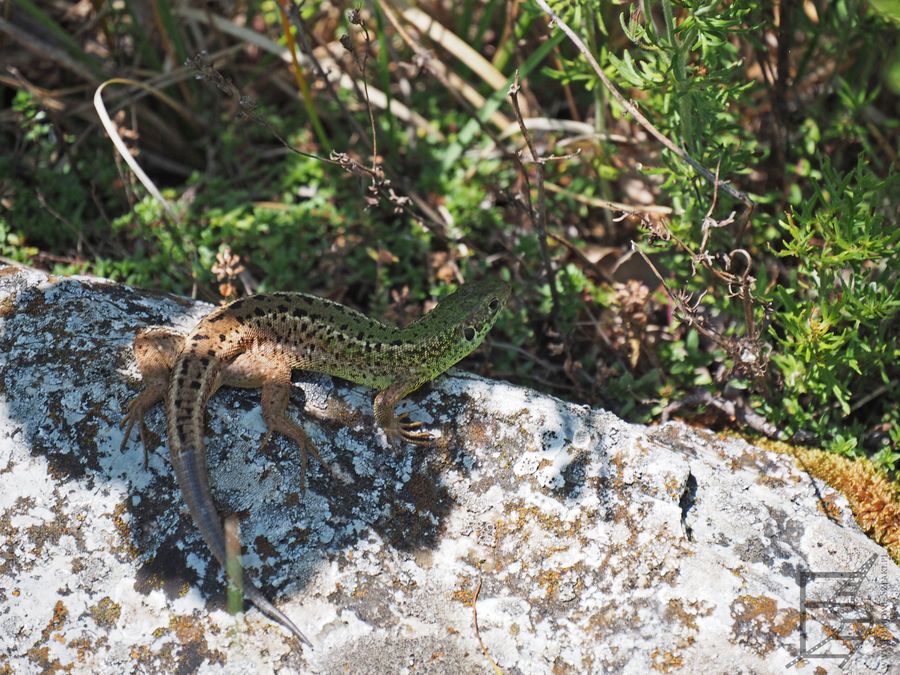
[[373, 380, 433, 446]]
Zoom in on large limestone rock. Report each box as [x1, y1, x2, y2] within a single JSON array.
[[0, 266, 897, 673]]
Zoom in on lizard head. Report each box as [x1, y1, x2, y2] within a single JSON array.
[[406, 277, 510, 375], [449, 277, 510, 348]]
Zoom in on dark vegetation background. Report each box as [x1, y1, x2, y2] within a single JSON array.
[[1, 0, 897, 474]]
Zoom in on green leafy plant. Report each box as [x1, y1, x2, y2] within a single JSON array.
[[763, 157, 899, 469]]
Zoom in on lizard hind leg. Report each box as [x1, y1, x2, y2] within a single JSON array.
[[259, 377, 332, 492], [120, 384, 166, 466], [229, 350, 333, 492], [121, 327, 186, 465]]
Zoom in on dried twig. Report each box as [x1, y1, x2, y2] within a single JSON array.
[[632, 242, 771, 384], [630, 172, 760, 344], [472, 575, 503, 675], [224, 514, 244, 616], [509, 70, 560, 323], [342, 8, 378, 173], [188, 49, 446, 242], [661, 389, 781, 439], [544, 182, 672, 215], [282, 3, 451, 237]]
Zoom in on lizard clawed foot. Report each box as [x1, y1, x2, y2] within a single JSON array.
[[119, 399, 139, 450], [257, 430, 274, 453], [120, 393, 158, 468], [295, 435, 340, 493], [392, 412, 433, 446], [258, 413, 340, 493]]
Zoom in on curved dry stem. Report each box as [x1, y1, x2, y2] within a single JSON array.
[[93, 79, 180, 223]]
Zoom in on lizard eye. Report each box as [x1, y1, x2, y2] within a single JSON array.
[[488, 297, 501, 312], [463, 325, 477, 341]]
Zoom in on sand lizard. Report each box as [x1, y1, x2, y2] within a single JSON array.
[[120, 278, 509, 647]]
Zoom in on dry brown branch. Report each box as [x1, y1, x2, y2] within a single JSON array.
[[472, 575, 503, 675], [281, 3, 452, 237], [661, 389, 780, 438], [631, 242, 771, 384], [544, 182, 672, 216], [509, 70, 560, 323]]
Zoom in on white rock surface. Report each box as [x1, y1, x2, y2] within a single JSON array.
[[0, 265, 897, 674]]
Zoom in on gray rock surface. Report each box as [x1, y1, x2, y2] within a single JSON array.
[[0, 265, 897, 674]]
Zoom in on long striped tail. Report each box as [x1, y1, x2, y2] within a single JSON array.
[[167, 343, 312, 647]]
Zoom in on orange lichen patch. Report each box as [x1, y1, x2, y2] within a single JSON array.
[[664, 597, 713, 631], [650, 647, 684, 672], [66, 637, 95, 661], [111, 502, 140, 558], [390, 576, 419, 591], [0, 295, 16, 318], [663, 476, 683, 501], [832, 619, 898, 647], [733, 595, 800, 637], [587, 602, 630, 634], [136, 618, 224, 670], [28, 646, 49, 661], [816, 492, 843, 521], [130, 645, 151, 662], [665, 600, 693, 629], [41, 600, 68, 642], [494, 503, 584, 547], [24, 647, 47, 671], [463, 417, 491, 448], [730, 594, 802, 655], [88, 597, 121, 629], [167, 614, 224, 657], [27, 642, 73, 673], [537, 457, 555, 471], [537, 569, 562, 597], [865, 623, 896, 642], [761, 439, 900, 564], [451, 585, 477, 607], [169, 615, 205, 643], [757, 474, 787, 489]]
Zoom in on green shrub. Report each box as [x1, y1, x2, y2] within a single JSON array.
[[763, 158, 899, 469]]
